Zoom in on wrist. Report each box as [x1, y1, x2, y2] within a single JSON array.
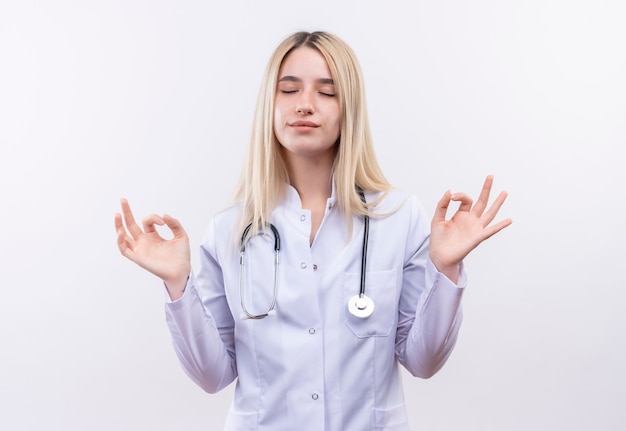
[[438, 264, 460, 284], [430, 257, 460, 285], [164, 273, 189, 301]]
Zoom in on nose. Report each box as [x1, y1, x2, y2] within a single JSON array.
[[296, 90, 314, 114]]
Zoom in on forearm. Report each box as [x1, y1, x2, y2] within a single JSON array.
[[165, 276, 237, 393], [397, 261, 465, 378]]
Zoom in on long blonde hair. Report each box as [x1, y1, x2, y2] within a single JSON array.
[[234, 31, 391, 239]]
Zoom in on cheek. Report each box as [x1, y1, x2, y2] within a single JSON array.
[[273, 102, 287, 129], [273, 109, 291, 148], [331, 107, 342, 137], [272, 106, 283, 137]]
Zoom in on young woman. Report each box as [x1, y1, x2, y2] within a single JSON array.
[[115, 31, 511, 431]]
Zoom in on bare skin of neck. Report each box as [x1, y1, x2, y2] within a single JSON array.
[[283, 151, 334, 245]]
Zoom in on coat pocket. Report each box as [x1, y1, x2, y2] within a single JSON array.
[[224, 409, 258, 431], [374, 403, 410, 430]]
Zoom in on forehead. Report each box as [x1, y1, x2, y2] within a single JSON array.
[[278, 46, 332, 79]]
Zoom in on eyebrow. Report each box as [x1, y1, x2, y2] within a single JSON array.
[[278, 75, 335, 85]]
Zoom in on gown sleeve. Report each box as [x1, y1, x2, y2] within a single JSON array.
[[394, 195, 466, 378], [164, 218, 238, 393]]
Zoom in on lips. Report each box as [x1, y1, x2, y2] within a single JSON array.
[[290, 120, 318, 128]]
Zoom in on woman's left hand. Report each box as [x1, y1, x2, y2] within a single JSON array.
[[429, 175, 512, 283]]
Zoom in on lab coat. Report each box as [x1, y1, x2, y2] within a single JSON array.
[[165, 185, 465, 431]]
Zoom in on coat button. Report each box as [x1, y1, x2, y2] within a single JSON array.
[[311, 393, 319, 400], [308, 328, 316, 334], [300, 215, 306, 221], [300, 262, 307, 269]]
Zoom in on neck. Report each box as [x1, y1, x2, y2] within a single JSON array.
[[283, 151, 334, 245], [283, 152, 334, 205]]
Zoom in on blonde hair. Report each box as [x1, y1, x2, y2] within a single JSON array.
[[234, 31, 392, 239]]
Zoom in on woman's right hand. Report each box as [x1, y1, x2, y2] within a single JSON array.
[[115, 198, 191, 299]]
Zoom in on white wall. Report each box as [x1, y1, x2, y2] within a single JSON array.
[[1, 1, 624, 429]]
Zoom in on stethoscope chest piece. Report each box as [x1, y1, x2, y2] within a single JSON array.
[[348, 294, 375, 318]]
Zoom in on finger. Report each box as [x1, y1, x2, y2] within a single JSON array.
[[432, 190, 452, 223], [142, 214, 165, 234], [120, 198, 143, 238], [471, 175, 494, 216], [116, 218, 136, 257], [114, 212, 124, 234], [481, 191, 509, 227], [480, 217, 513, 242], [163, 214, 188, 239], [115, 212, 131, 244], [450, 193, 473, 212]]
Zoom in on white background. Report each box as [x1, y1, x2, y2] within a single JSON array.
[[1, 0, 624, 430]]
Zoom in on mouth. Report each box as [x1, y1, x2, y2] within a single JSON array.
[[290, 121, 318, 128]]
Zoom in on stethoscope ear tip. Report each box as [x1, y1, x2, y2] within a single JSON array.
[[267, 309, 277, 317]]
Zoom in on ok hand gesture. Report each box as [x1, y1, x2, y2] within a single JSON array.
[[115, 199, 191, 298], [429, 175, 512, 283]]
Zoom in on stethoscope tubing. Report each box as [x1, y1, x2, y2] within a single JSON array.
[[358, 189, 369, 298], [239, 223, 280, 320], [239, 188, 372, 320]]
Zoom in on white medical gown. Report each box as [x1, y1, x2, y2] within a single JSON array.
[[165, 186, 465, 431]]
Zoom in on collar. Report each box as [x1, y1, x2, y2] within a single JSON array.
[[281, 177, 337, 211]]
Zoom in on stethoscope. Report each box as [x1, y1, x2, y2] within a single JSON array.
[[239, 189, 374, 320]]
